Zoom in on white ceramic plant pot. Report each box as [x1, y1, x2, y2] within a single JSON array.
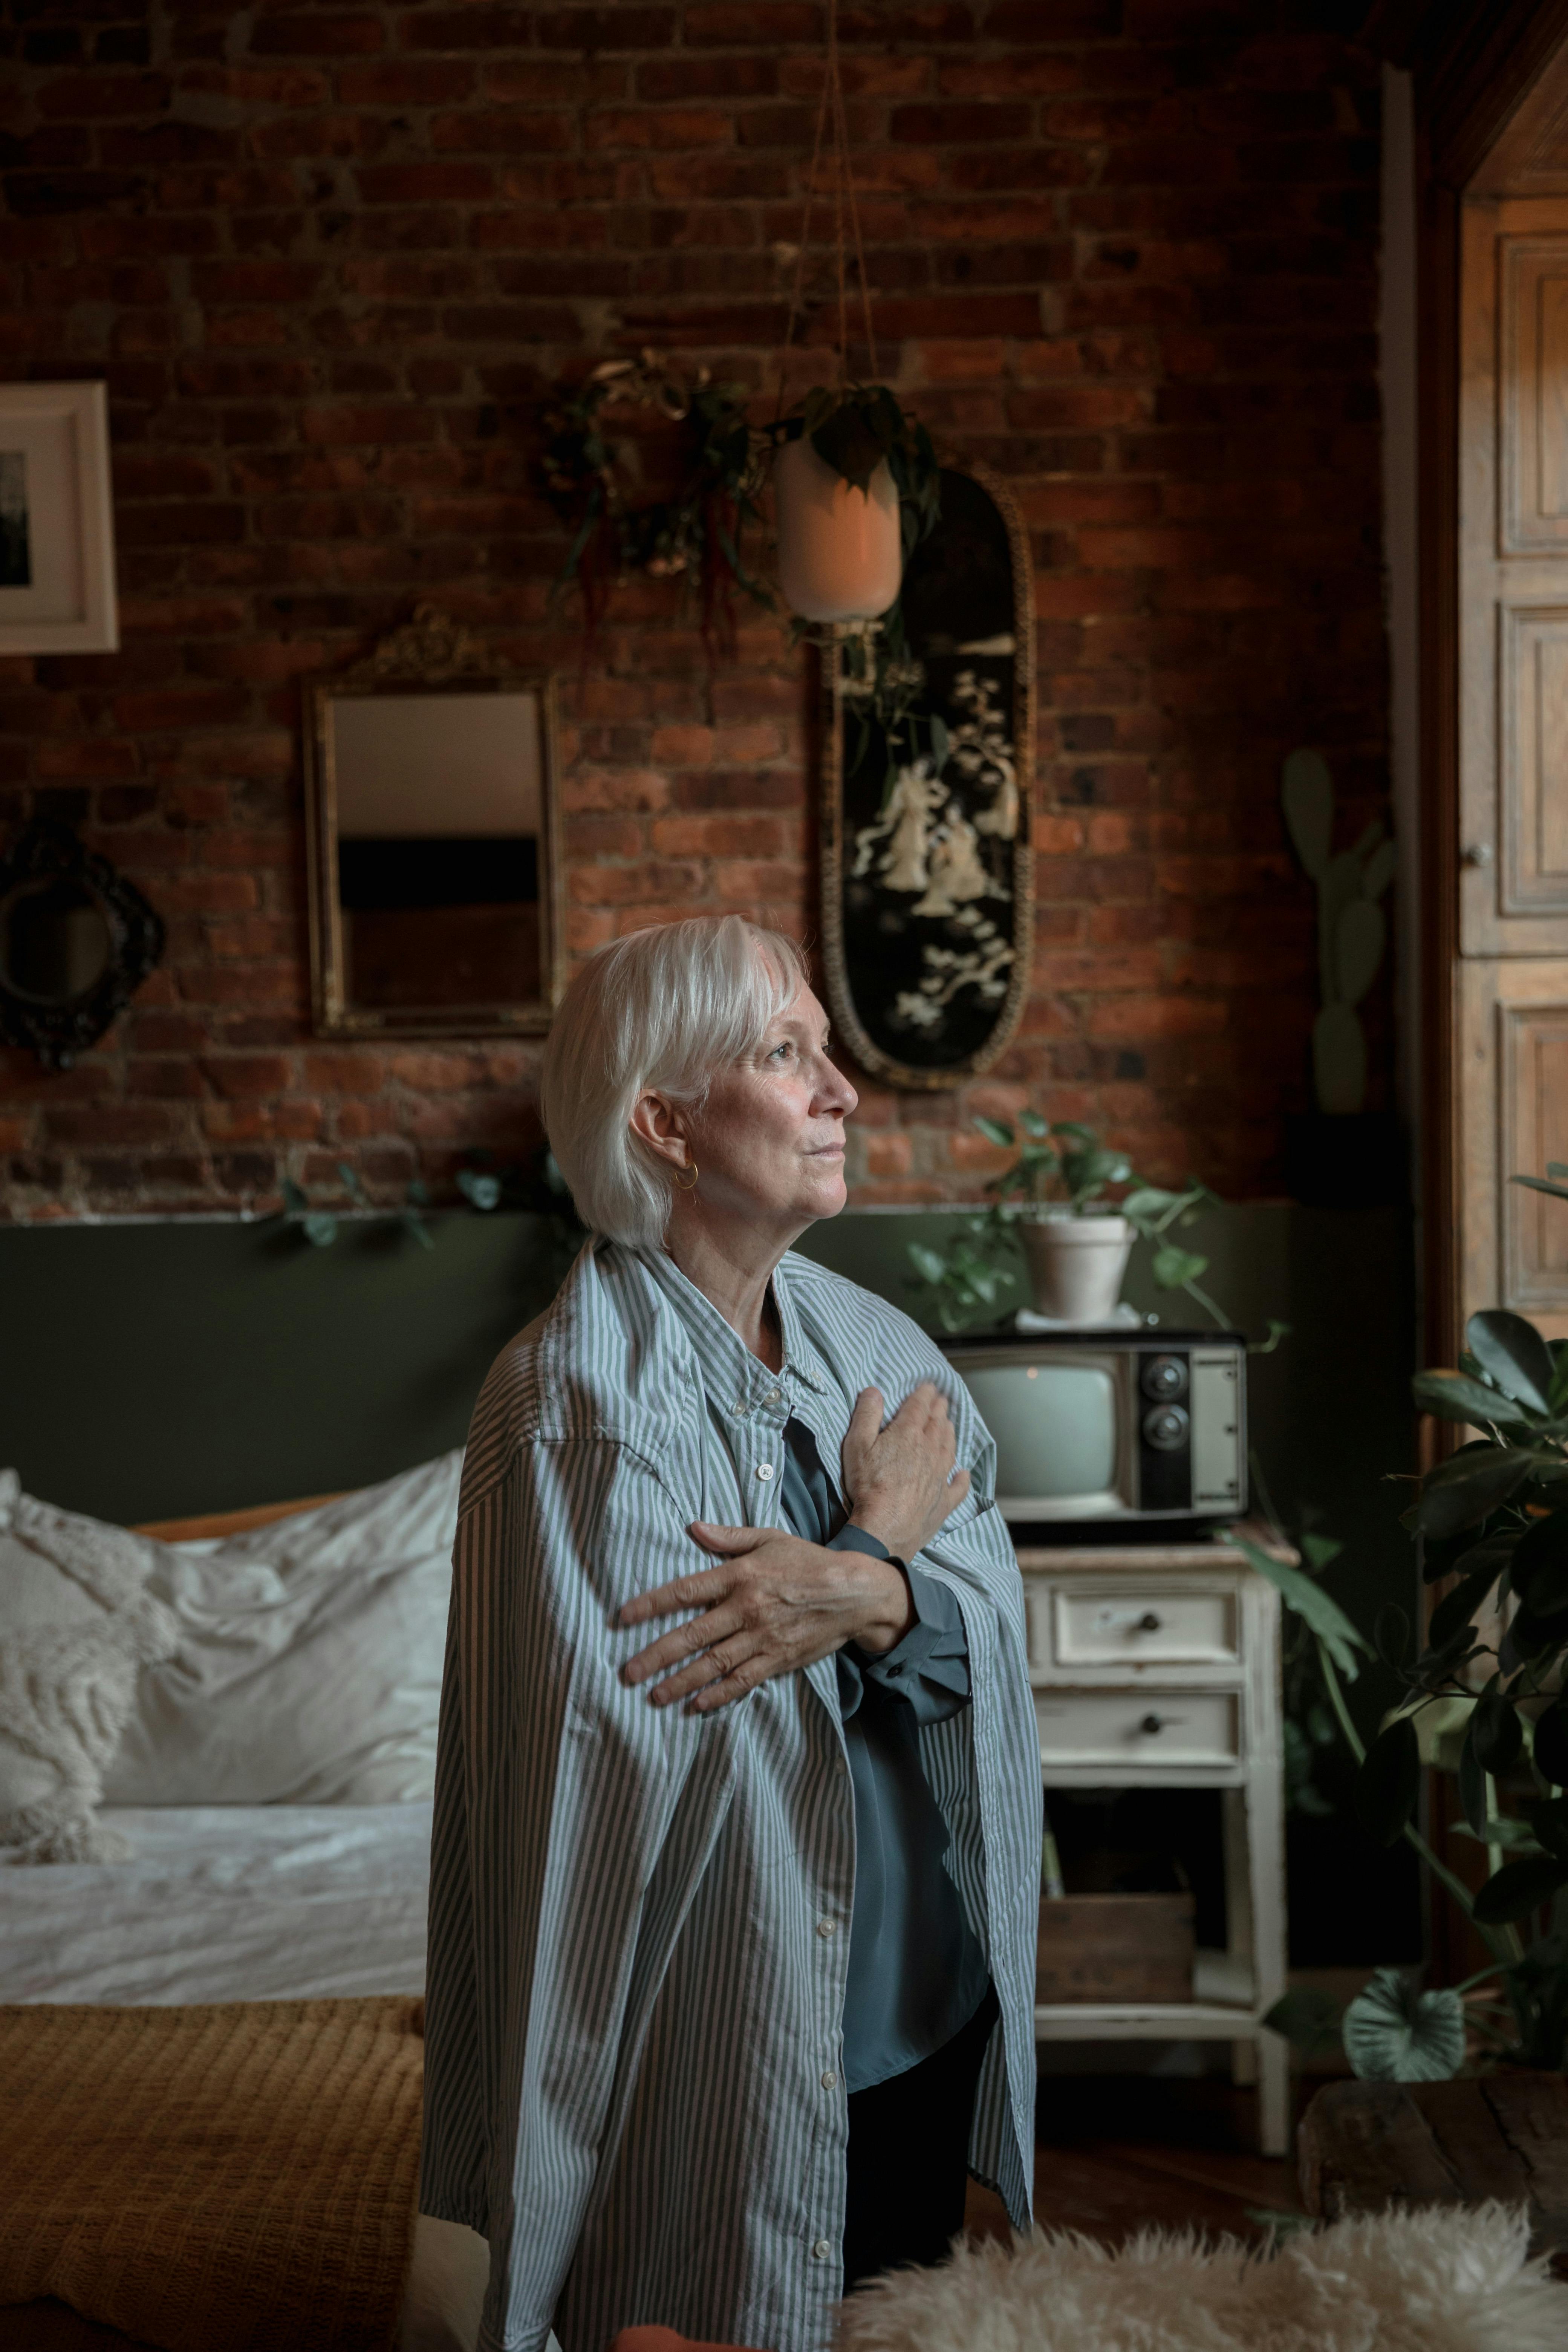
[[774, 435, 902, 623], [1018, 1213, 1134, 1325]]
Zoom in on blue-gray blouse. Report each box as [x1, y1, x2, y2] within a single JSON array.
[[779, 1416, 990, 2092]]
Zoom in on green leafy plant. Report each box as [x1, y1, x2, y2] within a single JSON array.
[[792, 382, 940, 560], [1265, 1168, 1568, 2079], [458, 1145, 587, 1285], [277, 1164, 432, 1252], [906, 1112, 1288, 1350]]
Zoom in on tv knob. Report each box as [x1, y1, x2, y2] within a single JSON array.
[[1143, 1403, 1190, 1452], [1141, 1353, 1188, 1401]]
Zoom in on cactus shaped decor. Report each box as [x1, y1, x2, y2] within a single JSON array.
[[1281, 749, 1396, 1116]]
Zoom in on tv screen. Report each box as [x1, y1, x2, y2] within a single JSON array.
[[957, 1357, 1119, 1504]]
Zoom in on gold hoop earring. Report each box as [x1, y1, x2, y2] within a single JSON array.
[[673, 1161, 699, 1192]]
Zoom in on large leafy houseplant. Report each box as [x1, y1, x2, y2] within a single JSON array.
[[1266, 1165, 1568, 2080]]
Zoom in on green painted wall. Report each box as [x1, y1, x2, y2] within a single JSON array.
[[0, 1200, 1420, 1961], [2, 1201, 1414, 1657]]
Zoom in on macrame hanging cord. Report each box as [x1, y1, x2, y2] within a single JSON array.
[[777, 0, 878, 407]]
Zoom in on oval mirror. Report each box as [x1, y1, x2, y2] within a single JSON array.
[[0, 818, 164, 1070], [818, 460, 1034, 1088], [0, 876, 113, 1004]]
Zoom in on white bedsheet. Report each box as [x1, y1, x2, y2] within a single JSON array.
[[0, 1803, 431, 2004]]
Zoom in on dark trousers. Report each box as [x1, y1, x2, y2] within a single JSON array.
[[841, 1983, 1000, 2292]]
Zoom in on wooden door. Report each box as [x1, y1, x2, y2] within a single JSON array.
[[1456, 197, 1568, 1339]]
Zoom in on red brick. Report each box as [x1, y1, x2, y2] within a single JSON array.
[[569, 859, 703, 905], [43, 1105, 174, 1148], [249, 15, 385, 57], [650, 724, 716, 767], [650, 815, 790, 858], [586, 110, 733, 152], [35, 72, 171, 119], [0, 6, 1386, 1224], [684, 4, 821, 38], [337, 62, 476, 103]]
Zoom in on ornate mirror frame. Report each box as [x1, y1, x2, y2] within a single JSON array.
[[303, 606, 565, 1041], [818, 459, 1036, 1090], [0, 816, 164, 1070]]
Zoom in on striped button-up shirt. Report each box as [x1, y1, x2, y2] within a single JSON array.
[[420, 1238, 1041, 2352]]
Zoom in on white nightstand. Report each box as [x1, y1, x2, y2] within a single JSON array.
[[1017, 1517, 1292, 2156]]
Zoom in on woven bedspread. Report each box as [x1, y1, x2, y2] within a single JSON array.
[[0, 1996, 424, 2352]]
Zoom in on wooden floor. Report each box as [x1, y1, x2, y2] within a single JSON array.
[[965, 2076, 1303, 2249]]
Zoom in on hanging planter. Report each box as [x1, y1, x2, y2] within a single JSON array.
[[767, 0, 943, 787], [539, 0, 941, 757], [774, 436, 899, 624]]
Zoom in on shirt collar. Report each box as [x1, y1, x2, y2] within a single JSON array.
[[634, 1247, 827, 1409]]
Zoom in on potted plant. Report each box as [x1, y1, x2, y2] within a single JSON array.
[[1262, 1162, 1568, 2081], [981, 1115, 1139, 1324], [906, 1111, 1288, 1341], [773, 381, 939, 624]]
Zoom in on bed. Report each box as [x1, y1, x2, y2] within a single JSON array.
[[0, 1469, 489, 2352]]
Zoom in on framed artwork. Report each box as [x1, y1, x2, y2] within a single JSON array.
[[819, 460, 1036, 1088], [0, 382, 119, 656], [304, 606, 564, 1039]]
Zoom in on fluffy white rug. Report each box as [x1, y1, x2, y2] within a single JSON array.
[[837, 2203, 1568, 2352]]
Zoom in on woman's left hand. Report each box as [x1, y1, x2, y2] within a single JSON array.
[[616, 1524, 914, 1713]]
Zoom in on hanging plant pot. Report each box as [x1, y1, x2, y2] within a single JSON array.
[[774, 435, 903, 623], [1018, 1213, 1135, 1326]]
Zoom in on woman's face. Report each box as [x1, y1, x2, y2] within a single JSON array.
[[683, 983, 859, 1236]]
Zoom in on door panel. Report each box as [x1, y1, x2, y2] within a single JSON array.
[[1502, 239, 1568, 549], [1459, 956, 1568, 1336], [1460, 200, 1568, 958], [1500, 599, 1568, 912]]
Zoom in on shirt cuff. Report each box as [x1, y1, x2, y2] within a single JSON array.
[[829, 1521, 893, 1563]]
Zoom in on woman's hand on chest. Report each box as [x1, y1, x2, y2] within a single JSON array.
[[614, 1525, 914, 1714], [840, 1380, 972, 1563]]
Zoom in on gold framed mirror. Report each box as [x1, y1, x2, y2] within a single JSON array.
[[303, 607, 564, 1039]]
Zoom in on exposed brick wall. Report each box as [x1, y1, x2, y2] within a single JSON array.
[[0, 0, 1386, 1221]]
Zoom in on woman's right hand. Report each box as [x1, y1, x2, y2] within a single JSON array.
[[840, 1381, 971, 1562]]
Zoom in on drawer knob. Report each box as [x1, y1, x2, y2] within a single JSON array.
[[1139, 1712, 1164, 1735], [1138, 1611, 1162, 1634]]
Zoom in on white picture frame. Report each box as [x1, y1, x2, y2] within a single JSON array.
[[0, 382, 118, 654]]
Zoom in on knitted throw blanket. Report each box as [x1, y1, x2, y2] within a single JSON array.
[[0, 1997, 424, 2352]]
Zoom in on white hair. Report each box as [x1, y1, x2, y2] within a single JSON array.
[[540, 916, 809, 1249]]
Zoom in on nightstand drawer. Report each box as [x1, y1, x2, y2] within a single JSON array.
[[1035, 1690, 1239, 1768], [1050, 1586, 1240, 1668]]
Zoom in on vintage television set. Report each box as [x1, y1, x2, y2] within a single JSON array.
[[942, 1328, 1247, 1535]]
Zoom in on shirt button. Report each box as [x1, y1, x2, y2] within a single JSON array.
[[817, 1917, 837, 1939], [763, 1387, 781, 1403], [756, 1462, 774, 1480], [821, 2069, 838, 2090], [811, 2238, 831, 2261]]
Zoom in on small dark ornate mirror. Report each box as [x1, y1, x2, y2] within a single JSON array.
[[304, 607, 564, 1039], [0, 819, 164, 1069], [819, 461, 1035, 1088]]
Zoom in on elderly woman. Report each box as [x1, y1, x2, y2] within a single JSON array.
[[421, 916, 1040, 2352]]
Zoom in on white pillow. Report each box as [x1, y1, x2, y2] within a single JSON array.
[[0, 1470, 179, 1863], [103, 1452, 462, 1808]]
